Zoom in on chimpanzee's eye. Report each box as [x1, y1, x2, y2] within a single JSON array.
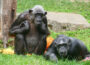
[[57, 44, 62, 47], [40, 13, 44, 17], [35, 13, 44, 17], [63, 44, 67, 47], [57, 44, 67, 48], [35, 13, 38, 16]]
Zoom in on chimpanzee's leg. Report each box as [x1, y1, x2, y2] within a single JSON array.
[[14, 34, 27, 55], [35, 35, 47, 55]]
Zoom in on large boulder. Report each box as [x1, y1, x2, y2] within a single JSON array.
[[47, 12, 90, 32]]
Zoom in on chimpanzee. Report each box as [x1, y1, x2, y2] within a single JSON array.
[[9, 11, 30, 54], [44, 35, 90, 62], [9, 5, 49, 55]]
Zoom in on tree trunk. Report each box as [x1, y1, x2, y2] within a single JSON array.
[[1, 0, 17, 48], [0, 0, 2, 31]]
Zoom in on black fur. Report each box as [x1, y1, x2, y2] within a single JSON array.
[[9, 15, 30, 54], [44, 35, 90, 62], [9, 5, 49, 55]]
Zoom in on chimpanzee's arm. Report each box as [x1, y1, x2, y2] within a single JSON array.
[[9, 20, 30, 34], [39, 16, 50, 35], [44, 49, 58, 62], [44, 42, 58, 62]]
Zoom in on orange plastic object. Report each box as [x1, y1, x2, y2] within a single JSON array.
[[46, 37, 54, 51]]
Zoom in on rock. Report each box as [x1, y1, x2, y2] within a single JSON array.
[[47, 12, 90, 32]]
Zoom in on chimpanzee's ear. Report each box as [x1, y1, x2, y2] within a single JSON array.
[[29, 9, 33, 13], [45, 12, 47, 15]]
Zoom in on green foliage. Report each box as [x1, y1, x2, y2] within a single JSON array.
[[8, 38, 14, 43], [0, 54, 90, 65], [17, 0, 90, 23], [0, 38, 14, 44], [0, 40, 3, 44]]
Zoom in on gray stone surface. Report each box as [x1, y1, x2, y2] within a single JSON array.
[[47, 12, 90, 32]]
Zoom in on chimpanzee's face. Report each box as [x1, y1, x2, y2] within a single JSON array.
[[34, 12, 46, 25], [55, 35, 70, 57], [29, 9, 47, 26]]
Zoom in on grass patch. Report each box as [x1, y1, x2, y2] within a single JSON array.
[[17, 0, 90, 23], [0, 54, 90, 65], [0, 29, 90, 65]]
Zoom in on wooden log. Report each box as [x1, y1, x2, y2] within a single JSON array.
[[1, 0, 17, 48]]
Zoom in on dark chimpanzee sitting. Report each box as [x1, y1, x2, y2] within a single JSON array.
[[25, 5, 49, 55], [9, 11, 30, 54], [9, 5, 49, 55], [44, 35, 90, 62]]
